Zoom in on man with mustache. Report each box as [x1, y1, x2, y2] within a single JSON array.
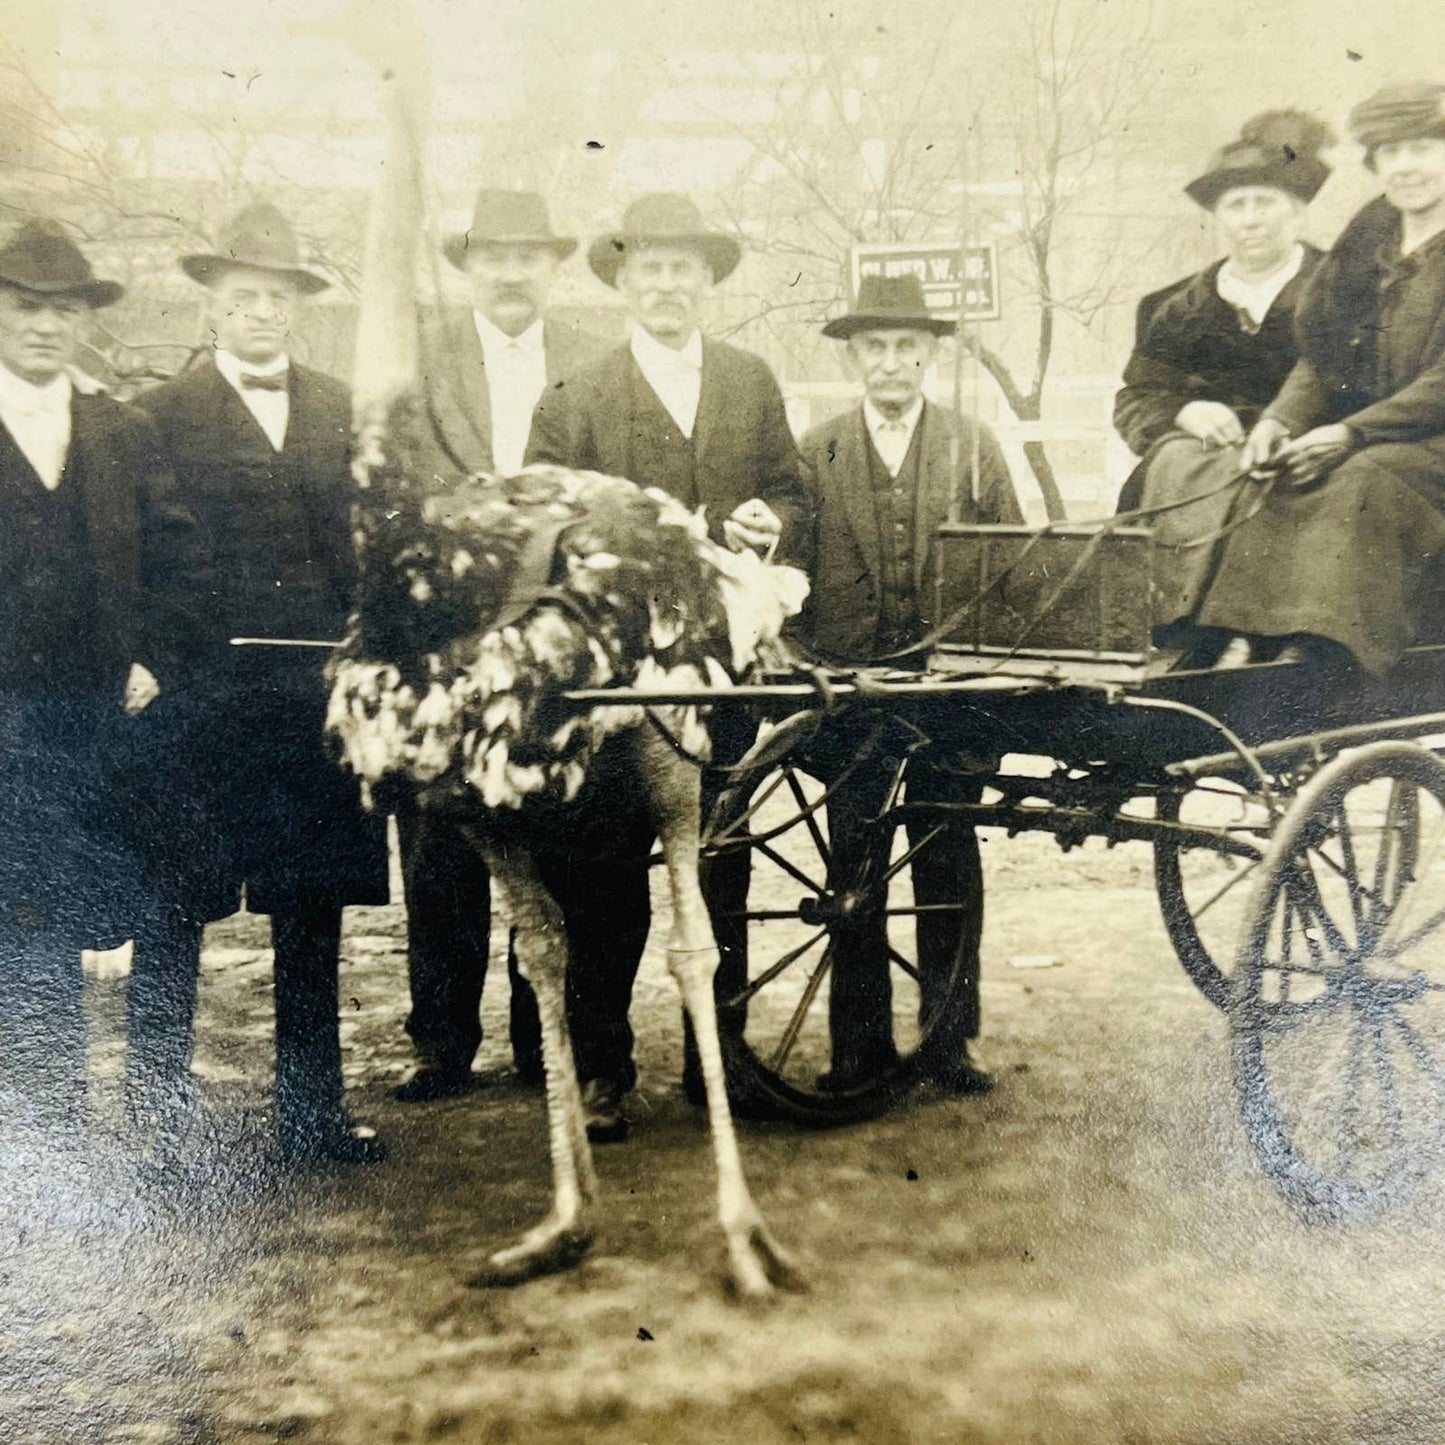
[[395, 189, 612, 1103], [526, 191, 814, 1141]]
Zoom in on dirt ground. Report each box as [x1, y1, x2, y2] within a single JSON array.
[[6, 822, 1445, 1445]]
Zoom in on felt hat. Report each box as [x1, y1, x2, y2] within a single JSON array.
[[1349, 81, 1445, 165], [587, 193, 741, 287], [821, 272, 954, 339], [443, 189, 578, 269], [180, 202, 330, 293], [0, 219, 123, 307], [1184, 110, 1333, 209]]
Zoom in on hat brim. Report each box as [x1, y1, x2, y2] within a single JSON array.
[[180, 254, 331, 295], [443, 232, 578, 270], [822, 311, 957, 340], [1185, 158, 1329, 209], [587, 232, 741, 287]]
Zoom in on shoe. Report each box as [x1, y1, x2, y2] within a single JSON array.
[[680, 1070, 788, 1122], [513, 1055, 545, 1089], [816, 1042, 901, 1093], [393, 1065, 474, 1103], [280, 1118, 387, 1166], [1213, 635, 1254, 670], [581, 1077, 630, 1144], [930, 1043, 995, 1097]]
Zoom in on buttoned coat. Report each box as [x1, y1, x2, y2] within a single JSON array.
[[795, 400, 1022, 663], [525, 337, 815, 570], [129, 357, 388, 920]]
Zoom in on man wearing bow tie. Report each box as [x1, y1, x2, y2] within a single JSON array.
[[0, 219, 197, 1142], [526, 191, 814, 1140], [393, 191, 613, 1104], [124, 203, 389, 1166]]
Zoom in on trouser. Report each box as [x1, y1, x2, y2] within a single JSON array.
[[396, 806, 541, 1076], [0, 927, 87, 1132], [813, 742, 984, 1070], [127, 897, 354, 1142]]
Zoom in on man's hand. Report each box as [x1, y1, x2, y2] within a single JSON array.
[[1175, 400, 1245, 449], [723, 498, 783, 556], [1238, 417, 1293, 475], [124, 662, 160, 716], [1275, 423, 1354, 489]]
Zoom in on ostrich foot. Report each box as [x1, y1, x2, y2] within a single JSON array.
[[467, 1216, 596, 1288], [723, 1217, 809, 1301]]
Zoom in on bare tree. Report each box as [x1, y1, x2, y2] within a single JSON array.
[[717, 0, 1161, 519]]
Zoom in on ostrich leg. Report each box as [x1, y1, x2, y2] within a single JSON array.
[[636, 726, 806, 1299], [464, 836, 598, 1286]]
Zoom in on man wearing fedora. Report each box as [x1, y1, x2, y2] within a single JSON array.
[[794, 272, 1022, 1093], [123, 202, 389, 1165], [0, 218, 197, 1140], [392, 190, 613, 1104], [526, 191, 814, 1140]]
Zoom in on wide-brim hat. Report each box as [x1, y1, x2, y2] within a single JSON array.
[[0, 219, 123, 307], [443, 189, 577, 269], [821, 272, 955, 339], [1184, 109, 1333, 209], [180, 202, 330, 294], [587, 193, 741, 287], [1350, 81, 1445, 166]]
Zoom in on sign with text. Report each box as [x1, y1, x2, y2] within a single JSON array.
[[848, 241, 1000, 323]]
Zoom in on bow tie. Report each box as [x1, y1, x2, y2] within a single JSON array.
[[877, 418, 908, 433], [239, 370, 288, 392]]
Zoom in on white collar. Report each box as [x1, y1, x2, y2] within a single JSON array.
[[0, 363, 72, 416], [473, 312, 545, 358], [630, 324, 703, 373], [214, 348, 291, 387], [1216, 244, 1305, 325], [863, 396, 924, 435]]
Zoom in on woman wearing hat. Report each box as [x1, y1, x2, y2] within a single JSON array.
[[1192, 81, 1445, 673], [1112, 111, 1332, 646]]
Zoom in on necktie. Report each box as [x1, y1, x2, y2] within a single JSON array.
[[239, 370, 287, 391]]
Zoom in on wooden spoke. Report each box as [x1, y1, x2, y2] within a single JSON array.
[[767, 942, 834, 1074]]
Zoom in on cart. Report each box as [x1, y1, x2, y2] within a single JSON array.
[[567, 519, 1445, 1225]]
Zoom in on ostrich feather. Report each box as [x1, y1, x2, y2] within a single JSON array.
[[328, 462, 808, 812]]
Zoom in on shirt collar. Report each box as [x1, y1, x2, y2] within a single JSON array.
[[214, 348, 290, 389], [473, 312, 545, 359], [1216, 244, 1305, 324], [630, 324, 703, 373], [0, 363, 72, 417], [863, 396, 924, 437]]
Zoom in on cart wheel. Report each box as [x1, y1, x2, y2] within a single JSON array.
[[704, 728, 975, 1125], [1232, 741, 1445, 1221], [1155, 779, 1273, 1008]]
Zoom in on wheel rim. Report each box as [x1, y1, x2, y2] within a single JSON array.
[[706, 735, 975, 1119], [1233, 745, 1445, 1220]]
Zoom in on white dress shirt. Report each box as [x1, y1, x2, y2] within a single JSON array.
[[863, 396, 924, 478], [473, 312, 548, 476], [0, 364, 72, 490], [630, 325, 703, 439], [215, 347, 291, 452], [1216, 243, 1305, 330]]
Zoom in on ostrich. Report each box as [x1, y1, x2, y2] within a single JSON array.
[[327, 12, 808, 1298]]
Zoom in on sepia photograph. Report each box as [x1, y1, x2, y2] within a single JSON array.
[[2, 0, 1445, 1439]]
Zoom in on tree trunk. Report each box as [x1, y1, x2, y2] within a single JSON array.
[[1021, 438, 1066, 523]]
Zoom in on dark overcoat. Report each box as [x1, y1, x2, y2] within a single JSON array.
[[525, 337, 815, 571], [794, 401, 1022, 664], [129, 358, 388, 920], [0, 390, 200, 944], [1113, 247, 1324, 461]]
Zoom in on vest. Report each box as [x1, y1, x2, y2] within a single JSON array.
[[865, 419, 925, 653], [627, 364, 698, 505]]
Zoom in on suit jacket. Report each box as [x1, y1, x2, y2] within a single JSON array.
[[133, 356, 388, 919], [525, 337, 815, 570], [0, 389, 198, 694], [420, 310, 613, 481], [795, 400, 1022, 663]]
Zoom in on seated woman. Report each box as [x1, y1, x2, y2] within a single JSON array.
[[1196, 82, 1445, 675], [1113, 111, 1331, 648]]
